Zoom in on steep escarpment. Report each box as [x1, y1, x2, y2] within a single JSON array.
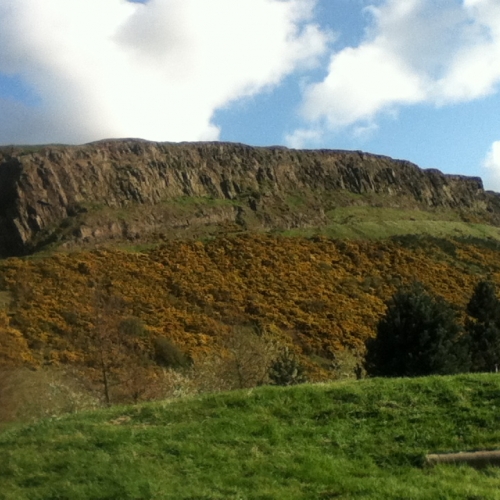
[[0, 139, 497, 256]]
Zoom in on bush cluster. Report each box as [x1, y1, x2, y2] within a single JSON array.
[[365, 280, 500, 377]]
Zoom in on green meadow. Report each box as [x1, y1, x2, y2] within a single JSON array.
[[1, 374, 500, 499]]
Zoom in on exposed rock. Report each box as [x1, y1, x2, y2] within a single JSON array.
[[0, 139, 498, 256]]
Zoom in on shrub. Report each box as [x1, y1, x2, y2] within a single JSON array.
[[223, 327, 280, 389], [365, 282, 469, 377], [190, 327, 280, 392], [118, 317, 148, 338], [269, 347, 307, 386], [331, 348, 365, 380], [0, 367, 98, 425], [153, 337, 191, 369]]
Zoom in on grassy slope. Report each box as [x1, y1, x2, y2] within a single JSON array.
[[29, 191, 500, 255], [282, 205, 500, 241], [1, 374, 500, 500]]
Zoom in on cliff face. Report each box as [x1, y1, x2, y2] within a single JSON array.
[[0, 139, 497, 256]]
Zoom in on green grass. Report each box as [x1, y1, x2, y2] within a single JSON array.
[[2, 374, 500, 499], [9, 185, 500, 257], [285, 194, 307, 208], [280, 206, 500, 241], [164, 195, 242, 211]]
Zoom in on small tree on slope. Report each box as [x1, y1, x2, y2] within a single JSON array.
[[466, 280, 500, 373], [365, 282, 469, 377]]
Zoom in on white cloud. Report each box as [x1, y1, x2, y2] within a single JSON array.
[[435, 0, 500, 103], [291, 0, 500, 145], [483, 140, 500, 191], [284, 127, 324, 149], [0, 0, 328, 144], [352, 122, 379, 139], [485, 141, 500, 170], [301, 43, 426, 127]]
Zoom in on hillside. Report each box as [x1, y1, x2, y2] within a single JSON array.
[[1, 375, 500, 499], [2, 140, 500, 404], [1, 140, 500, 256], [1, 233, 500, 390]]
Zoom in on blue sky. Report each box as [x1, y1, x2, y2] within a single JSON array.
[[1, 0, 500, 190]]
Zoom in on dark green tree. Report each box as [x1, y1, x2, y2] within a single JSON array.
[[269, 347, 307, 386], [466, 280, 500, 373], [365, 282, 469, 377]]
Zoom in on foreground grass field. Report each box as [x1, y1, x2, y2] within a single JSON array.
[[1, 374, 500, 499]]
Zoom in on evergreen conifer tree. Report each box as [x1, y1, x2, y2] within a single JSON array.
[[365, 282, 469, 377], [269, 347, 307, 386], [466, 280, 500, 373]]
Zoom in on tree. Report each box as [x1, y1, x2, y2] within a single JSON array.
[[365, 282, 468, 377], [223, 327, 279, 389], [85, 282, 153, 405], [268, 347, 307, 386], [191, 326, 280, 392], [465, 280, 500, 372], [85, 284, 125, 405]]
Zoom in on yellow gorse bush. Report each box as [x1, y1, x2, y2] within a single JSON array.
[[0, 234, 497, 380]]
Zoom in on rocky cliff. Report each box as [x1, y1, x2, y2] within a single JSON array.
[[0, 139, 498, 256]]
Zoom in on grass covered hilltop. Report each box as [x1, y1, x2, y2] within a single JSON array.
[[1, 374, 500, 499]]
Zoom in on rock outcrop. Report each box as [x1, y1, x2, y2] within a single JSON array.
[[0, 139, 498, 256]]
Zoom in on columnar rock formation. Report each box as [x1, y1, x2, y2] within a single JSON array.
[[0, 139, 498, 256]]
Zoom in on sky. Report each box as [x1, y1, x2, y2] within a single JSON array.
[[1, 0, 500, 190]]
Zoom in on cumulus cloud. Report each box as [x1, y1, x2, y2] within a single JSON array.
[[0, 0, 328, 144], [290, 0, 500, 144], [483, 140, 500, 191]]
